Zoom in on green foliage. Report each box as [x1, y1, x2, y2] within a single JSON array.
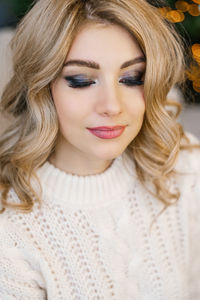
[[6, 0, 33, 19], [166, 0, 200, 43]]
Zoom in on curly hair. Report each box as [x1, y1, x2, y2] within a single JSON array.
[[0, 0, 191, 213]]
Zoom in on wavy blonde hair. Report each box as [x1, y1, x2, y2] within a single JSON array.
[[0, 0, 192, 213]]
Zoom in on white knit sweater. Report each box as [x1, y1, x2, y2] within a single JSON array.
[[0, 146, 200, 300]]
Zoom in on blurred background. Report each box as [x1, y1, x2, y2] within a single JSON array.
[[0, 0, 200, 137]]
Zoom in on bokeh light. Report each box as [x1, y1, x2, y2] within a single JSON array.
[[193, 80, 200, 93], [158, 2, 200, 94], [166, 10, 185, 22], [187, 44, 200, 93], [192, 44, 200, 64], [186, 64, 200, 80], [188, 4, 200, 16], [158, 7, 172, 17], [175, 1, 189, 12]]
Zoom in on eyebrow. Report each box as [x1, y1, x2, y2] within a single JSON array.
[[64, 56, 146, 70]]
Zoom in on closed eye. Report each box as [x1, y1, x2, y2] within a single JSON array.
[[64, 73, 144, 89], [119, 74, 144, 87], [64, 75, 96, 88]]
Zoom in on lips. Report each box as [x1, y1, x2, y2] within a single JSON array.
[[87, 125, 126, 139]]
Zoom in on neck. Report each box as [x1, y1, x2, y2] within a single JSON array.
[[49, 153, 113, 176], [37, 150, 136, 209], [49, 137, 115, 176]]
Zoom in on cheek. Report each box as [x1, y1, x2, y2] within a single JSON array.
[[52, 82, 77, 118], [51, 83, 92, 132], [126, 90, 145, 118], [56, 101, 82, 133]]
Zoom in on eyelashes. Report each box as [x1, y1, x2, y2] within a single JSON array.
[[64, 75, 96, 88], [64, 73, 144, 89], [119, 76, 144, 86]]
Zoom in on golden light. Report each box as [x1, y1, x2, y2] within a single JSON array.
[[192, 44, 200, 55], [192, 0, 200, 4], [192, 44, 200, 64], [175, 1, 189, 12], [158, 7, 171, 17], [169, 1, 200, 93], [193, 80, 200, 93], [193, 56, 200, 65], [166, 10, 185, 22], [187, 45, 200, 93], [188, 4, 200, 16], [186, 71, 195, 81], [195, 59, 200, 66], [186, 64, 200, 80]]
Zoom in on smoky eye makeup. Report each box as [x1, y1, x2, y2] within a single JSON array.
[[119, 70, 145, 86], [62, 63, 146, 89], [63, 74, 96, 88], [63, 72, 145, 89]]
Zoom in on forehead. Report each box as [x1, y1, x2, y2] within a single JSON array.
[[66, 23, 144, 66]]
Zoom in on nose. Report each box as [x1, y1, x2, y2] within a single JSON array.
[[96, 81, 123, 117]]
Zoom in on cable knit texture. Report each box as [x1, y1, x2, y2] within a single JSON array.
[[0, 144, 200, 299]]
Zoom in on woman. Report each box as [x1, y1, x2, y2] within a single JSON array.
[[0, 0, 199, 299]]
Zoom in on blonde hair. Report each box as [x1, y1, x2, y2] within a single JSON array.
[[0, 0, 191, 213]]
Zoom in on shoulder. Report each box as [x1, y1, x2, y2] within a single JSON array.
[[175, 132, 200, 174], [172, 132, 200, 214], [174, 133, 200, 219], [0, 188, 41, 248], [0, 207, 18, 250]]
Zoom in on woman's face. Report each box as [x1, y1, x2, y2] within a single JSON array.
[[51, 23, 146, 174]]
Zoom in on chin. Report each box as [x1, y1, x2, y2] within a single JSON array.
[[92, 144, 128, 161]]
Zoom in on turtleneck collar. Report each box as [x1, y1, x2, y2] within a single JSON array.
[[36, 150, 137, 209]]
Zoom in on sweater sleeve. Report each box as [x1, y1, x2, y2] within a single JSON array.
[[188, 161, 200, 299], [184, 136, 200, 298], [0, 217, 46, 300]]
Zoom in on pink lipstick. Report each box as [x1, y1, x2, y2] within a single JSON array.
[[87, 126, 126, 139]]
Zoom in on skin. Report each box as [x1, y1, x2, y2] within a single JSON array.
[[50, 23, 146, 175]]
